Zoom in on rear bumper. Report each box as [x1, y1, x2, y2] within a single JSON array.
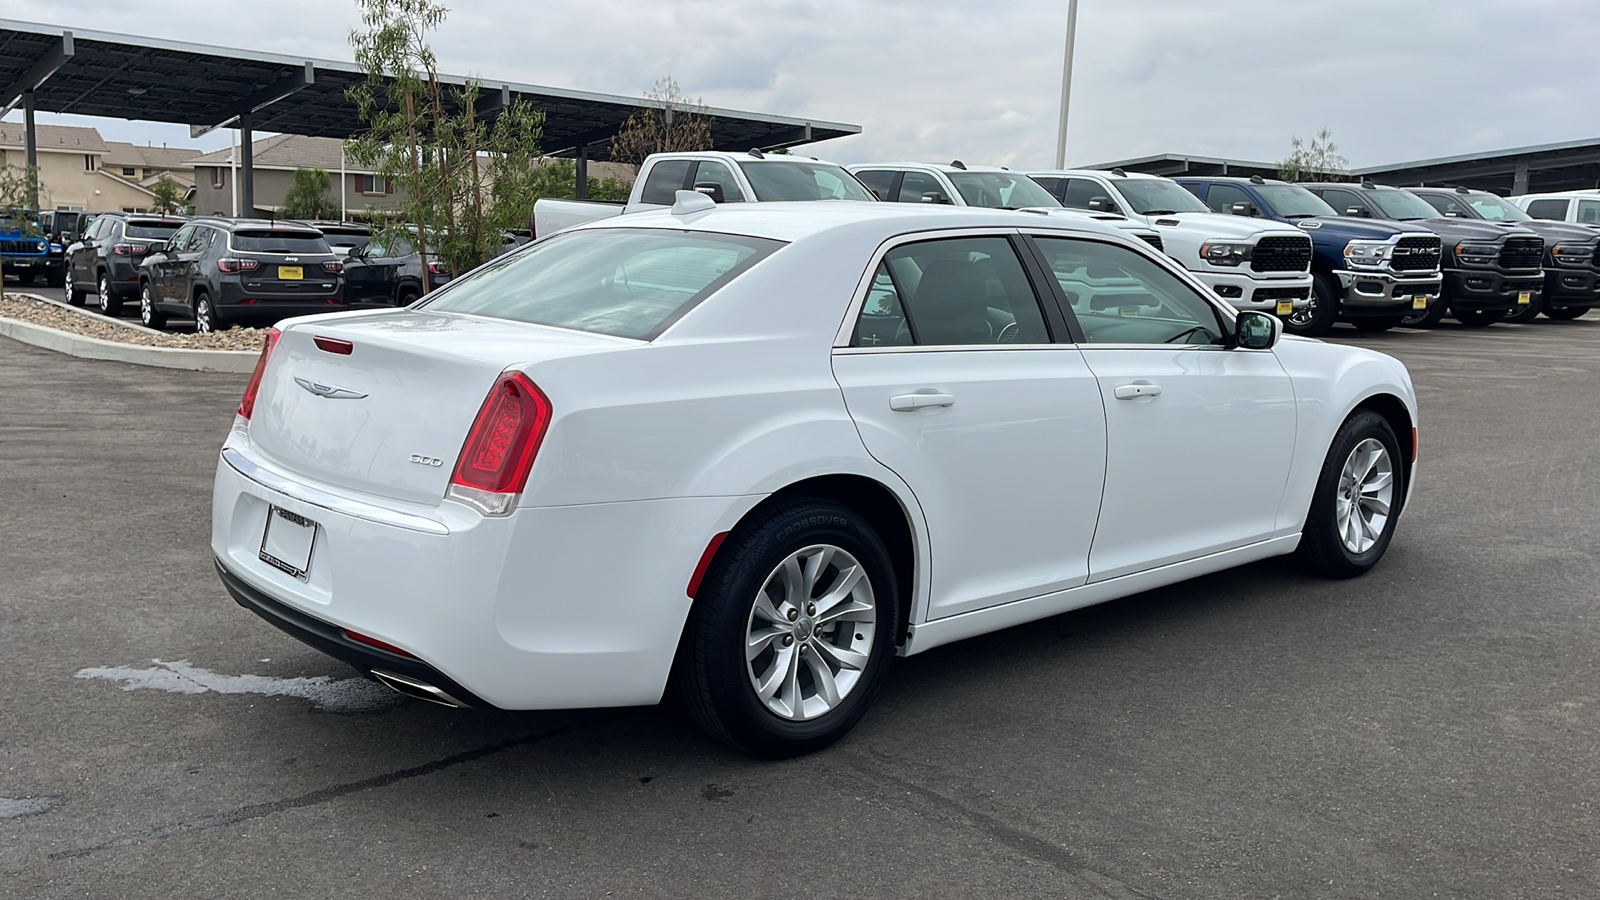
[[1542, 267, 1600, 308], [1334, 270, 1442, 315], [1195, 271, 1313, 311], [218, 280, 346, 318], [211, 438, 753, 710], [1442, 269, 1543, 312]]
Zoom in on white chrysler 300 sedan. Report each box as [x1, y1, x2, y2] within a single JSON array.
[[213, 194, 1418, 757]]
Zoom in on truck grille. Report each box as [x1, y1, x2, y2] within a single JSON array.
[[0, 238, 46, 255], [1250, 235, 1312, 272], [1390, 235, 1441, 272], [1498, 236, 1543, 270], [1138, 233, 1163, 253]]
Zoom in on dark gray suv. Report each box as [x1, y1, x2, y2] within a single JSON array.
[[65, 212, 189, 315], [137, 218, 344, 332]]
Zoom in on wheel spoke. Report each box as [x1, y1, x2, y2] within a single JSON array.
[[804, 650, 842, 709], [811, 563, 864, 619], [778, 555, 804, 607], [800, 546, 834, 600], [1363, 470, 1393, 492], [752, 592, 785, 627], [1360, 494, 1390, 517], [778, 645, 802, 717], [755, 645, 795, 704], [817, 597, 874, 626], [747, 626, 783, 661], [812, 638, 868, 672]]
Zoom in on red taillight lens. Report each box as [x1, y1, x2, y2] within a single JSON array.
[[446, 372, 551, 515], [322, 260, 344, 274], [427, 261, 449, 276], [217, 258, 260, 273], [313, 336, 352, 355], [237, 327, 281, 420], [111, 243, 147, 256]]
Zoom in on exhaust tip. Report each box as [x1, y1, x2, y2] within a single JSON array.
[[370, 669, 469, 708]]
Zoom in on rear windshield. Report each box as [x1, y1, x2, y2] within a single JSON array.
[[737, 161, 875, 202], [125, 222, 182, 239], [231, 231, 331, 253], [420, 228, 781, 340]]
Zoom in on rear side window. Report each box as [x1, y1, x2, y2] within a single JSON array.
[[1524, 199, 1570, 221], [639, 160, 693, 205], [231, 231, 331, 253], [852, 236, 1051, 346], [853, 169, 897, 200], [126, 221, 181, 239], [420, 228, 781, 340]]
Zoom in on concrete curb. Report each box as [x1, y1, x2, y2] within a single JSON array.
[[0, 317, 259, 373], [16, 291, 171, 335]]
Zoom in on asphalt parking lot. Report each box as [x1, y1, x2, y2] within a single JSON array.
[[3, 319, 1598, 899]]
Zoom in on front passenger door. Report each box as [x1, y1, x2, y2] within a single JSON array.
[[152, 224, 192, 303]]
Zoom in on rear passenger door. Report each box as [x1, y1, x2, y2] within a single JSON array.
[[831, 232, 1108, 620]]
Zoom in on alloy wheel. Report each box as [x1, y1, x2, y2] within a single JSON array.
[[97, 275, 111, 313], [744, 544, 877, 721], [140, 286, 154, 326], [1335, 438, 1394, 555], [1287, 294, 1317, 327], [195, 297, 213, 333]]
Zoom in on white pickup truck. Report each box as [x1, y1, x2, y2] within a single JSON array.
[[532, 150, 876, 237], [846, 161, 1166, 260], [1023, 168, 1315, 313]]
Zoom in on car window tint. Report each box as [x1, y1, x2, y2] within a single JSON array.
[[420, 228, 780, 340], [877, 236, 1051, 346], [1524, 199, 1569, 221], [1418, 192, 1471, 217], [1319, 188, 1367, 216], [1202, 183, 1252, 214], [639, 159, 692, 205], [851, 263, 914, 347], [230, 231, 332, 253], [737, 161, 875, 201], [1578, 200, 1600, 225], [853, 169, 897, 201], [125, 222, 181, 239], [166, 225, 193, 250], [1062, 178, 1104, 210], [897, 171, 946, 204], [1033, 236, 1224, 346], [691, 160, 744, 203]]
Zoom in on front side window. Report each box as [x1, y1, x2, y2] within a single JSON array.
[[639, 159, 693, 205], [946, 173, 1060, 210], [851, 236, 1050, 347], [1254, 184, 1337, 218], [166, 225, 194, 251], [1061, 177, 1106, 210], [691, 160, 743, 203], [1366, 189, 1440, 220], [737, 160, 875, 201], [421, 228, 780, 340], [1578, 199, 1600, 225], [1318, 188, 1368, 216], [1203, 183, 1254, 215], [897, 170, 946, 204], [1111, 178, 1212, 214], [1032, 236, 1224, 346]]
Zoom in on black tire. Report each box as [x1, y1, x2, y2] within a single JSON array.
[[46, 271, 64, 289], [1400, 297, 1448, 328], [96, 271, 121, 315], [193, 291, 228, 333], [397, 290, 420, 307], [672, 496, 899, 758], [139, 281, 168, 330], [1453, 308, 1502, 327], [1501, 294, 1543, 324], [1544, 306, 1590, 321], [66, 280, 87, 306], [1286, 272, 1340, 337], [1351, 316, 1403, 333], [1297, 410, 1406, 579]]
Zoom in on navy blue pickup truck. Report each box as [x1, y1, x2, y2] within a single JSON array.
[[1175, 176, 1443, 335]]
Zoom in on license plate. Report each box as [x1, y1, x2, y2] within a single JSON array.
[[260, 506, 317, 579], [1517, 291, 1532, 305], [1276, 300, 1294, 315], [1412, 295, 1428, 310], [278, 266, 304, 280]]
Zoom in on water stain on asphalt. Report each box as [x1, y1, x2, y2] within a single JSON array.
[[74, 659, 404, 713], [0, 796, 63, 819]]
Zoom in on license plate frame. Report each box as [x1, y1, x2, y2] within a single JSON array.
[[1517, 291, 1532, 305], [278, 265, 304, 280], [259, 505, 318, 580], [1412, 295, 1429, 310]]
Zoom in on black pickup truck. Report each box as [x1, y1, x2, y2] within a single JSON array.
[[1410, 186, 1599, 322], [1300, 182, 1544, 327]]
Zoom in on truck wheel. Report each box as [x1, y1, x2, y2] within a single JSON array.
[[1453, 308, 1502, 327], [1543, 306, 1588, 321], [1502, 294, 1543, 324], [1286, 273, 1340, 337], [1297, 410, 1405, 579], [1351, 317, 1403, 333], [672, 496, 898, 758], [1400, 298, 1448, 328]]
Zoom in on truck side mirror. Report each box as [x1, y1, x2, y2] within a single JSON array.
[[1443, 210, 1460, 217], [1230, 201, 1257, 217], [693, 182, 726, 204], [920, 191, 949, 205], [1088, 196, 1117, 213], [1344, 206, 1367, 218]]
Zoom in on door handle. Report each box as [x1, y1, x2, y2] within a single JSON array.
[[1113, 383, 1163, 400], [890, 392, 956, 411]]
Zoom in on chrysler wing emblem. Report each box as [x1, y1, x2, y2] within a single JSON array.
[[294, 376, 368, 400]]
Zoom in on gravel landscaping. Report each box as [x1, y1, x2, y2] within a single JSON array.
[[0, 293, 270, 351]]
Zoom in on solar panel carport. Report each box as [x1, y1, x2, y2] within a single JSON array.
[[0, 18, 860, 209]]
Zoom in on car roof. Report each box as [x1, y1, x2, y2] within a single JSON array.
[[190, 216, 325, 233], [570, 199, 1130, 244], [849, 162, 1025, 176], [645, 150, 851, 167], [1027, 168, 1171, 181]]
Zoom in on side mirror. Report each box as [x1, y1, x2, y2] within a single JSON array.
[[1344, 206, 1367, 218], [1088, 196, 1117, 213], [1230, 201, 1257, 217], [919, 191, 949, 205], [1235, 310, 1281, 350], [693, 182, 727, 204], [144, 240, 167, 255], [866, 187, 882, 201], [1443, 210, 1460, 217]]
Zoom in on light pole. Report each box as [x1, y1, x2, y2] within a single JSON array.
[[1053, 0, 1080, 169]]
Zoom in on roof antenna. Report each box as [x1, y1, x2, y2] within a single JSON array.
[[748, 147, 765, 159], [1111, 167, 1126, 177], [1249, 174, 1265, 184], [950, 160, 967, 170]]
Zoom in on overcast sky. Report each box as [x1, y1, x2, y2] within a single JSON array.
[[3, 0, 1598, 169]]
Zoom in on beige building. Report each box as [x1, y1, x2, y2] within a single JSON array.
[[189, 134, 402, 219], [0, 122, 198, 213]]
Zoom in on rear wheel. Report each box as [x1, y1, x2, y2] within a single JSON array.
[[1351, 316, 1403, 333], [1298, 410, 1404, 579], [96, 272, 121, 315], [139, 282, 168, 330], [1501, 294, 1543, 324], [193, 292, 227, 333], [673, 497, 898, 758], [1544, 306, 1589, 321], [1453, 308, 1502, 327], [1285, 273, 1340, 336]]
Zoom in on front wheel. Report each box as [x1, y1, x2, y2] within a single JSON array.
[[1400, 298, 1448, 328], [1453, 308, 1503, 327], [1543, 306, 1589, 321], [1285, 273, 1340, 337], [1501, 295, 1543, 324], [139, 282, 168, 330], [66, 280, 87, 306], [97, 272, 121, 315], [1298, 410, 1405, 579], [673, 497, 898, 758]]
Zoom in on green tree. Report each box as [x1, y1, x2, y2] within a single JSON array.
[[345, 0, 547, 283], [281, 167, 336, 219], [0, 165, 42, 296], [149, 175, 188, 215], [1278, 127, 1348, 182], [608, 76, 713, 165]]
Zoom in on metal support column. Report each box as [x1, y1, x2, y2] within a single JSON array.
[[1512, 161, 1530, 196], [239, 114, 254, 216], [22, 89, 38, 210], [575, 143, 588, 200]]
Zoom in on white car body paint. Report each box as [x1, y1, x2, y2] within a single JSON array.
[[212, 202, 1418, 711]]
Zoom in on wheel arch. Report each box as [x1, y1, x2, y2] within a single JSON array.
[[1353, 392, 1414, 467]]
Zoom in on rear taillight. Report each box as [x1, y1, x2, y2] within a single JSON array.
[[313, 336, 352, 355], [111, 243, 148, 256], [427, 261, 449, 276], [237, 327, 281, 420], [445, 371, 551, 517], [217, 258, 260, 273], [322, 260, 344, 274]]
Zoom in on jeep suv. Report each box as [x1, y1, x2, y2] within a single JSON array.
[[65, 212, 189, 315], [137, 218, 344, 332]]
